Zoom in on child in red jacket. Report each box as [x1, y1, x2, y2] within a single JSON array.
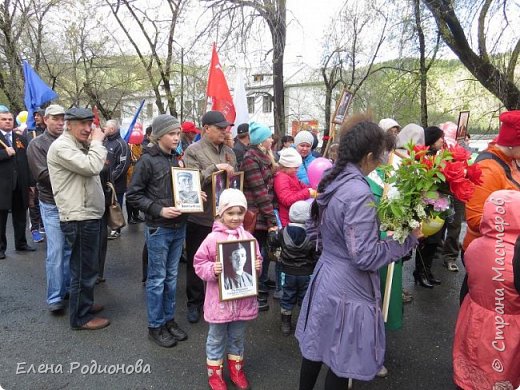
[[274, 147, 315, 227]]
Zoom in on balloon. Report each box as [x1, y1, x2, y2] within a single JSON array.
[[128, 130, 144, 145], [134, 122, 143, 132], [307, 157, 333, 189], [16, 111, 28, 126], [305, 198, 315, 205]]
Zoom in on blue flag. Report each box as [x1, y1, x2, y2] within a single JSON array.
[[23, 61, 58, 129], [122, 100, 145, 142]]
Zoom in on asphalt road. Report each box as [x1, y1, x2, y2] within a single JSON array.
[[0, 217, 464, 390]]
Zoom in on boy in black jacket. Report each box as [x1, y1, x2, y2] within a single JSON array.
[[127, 114, 203, 348], [269, 200, 320, 336]]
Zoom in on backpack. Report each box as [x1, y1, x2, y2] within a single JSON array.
[[474, 151, 520, 189]]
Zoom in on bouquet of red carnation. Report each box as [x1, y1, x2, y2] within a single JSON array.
[[442, 144, 482, 202], [377, 143, 482, 243]]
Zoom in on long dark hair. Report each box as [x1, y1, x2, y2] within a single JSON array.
[[311, 121, 386, 220]]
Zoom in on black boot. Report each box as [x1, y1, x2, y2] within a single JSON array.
[[148, 325, 177, 348], [413, 270, 434, 288], [281, 314, 292, 336], [165, 319, 188, 341], [426, 271, 441, 285]]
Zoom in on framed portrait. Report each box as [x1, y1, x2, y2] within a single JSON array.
[[212, 170, 227, 217], [456, 111, 470, 141], [171, 168, 204, 213], [332, 89, 353, 125], [218, 239, 257, 301], [227, 171, 244, 191]]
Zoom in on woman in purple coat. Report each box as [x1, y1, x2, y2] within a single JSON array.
[[296, 121, 422, 389]]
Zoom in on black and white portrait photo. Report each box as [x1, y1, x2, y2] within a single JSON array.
[[333, 89, 353, 125], [456, 111, 470, 141], [171, 168, 204, 213], [218, 240, 257, 301], [212, 170, 226, 217], [227, 171, 244, 192]]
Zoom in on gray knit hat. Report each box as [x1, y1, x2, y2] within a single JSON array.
[[151, 114, 180, 142], [294, 130, 314, 146], [289, 200, 311, 224]]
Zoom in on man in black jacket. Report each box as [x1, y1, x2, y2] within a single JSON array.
[[104, 119, 131, 237], [127, 114, 201, 348], [27, 104, 72, 313], [233, 123, 250, 167], [0, 109, 35, 259]]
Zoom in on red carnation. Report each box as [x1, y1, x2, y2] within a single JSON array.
[[423, 155, 435, 170], [442, 161, 466, 182], [450, 179, 475, 202], [466, 163, 483, 185], [449, 144, 471, 163], [413, 145, 430, 160]]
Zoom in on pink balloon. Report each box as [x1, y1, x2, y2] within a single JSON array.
[[128, 130, 144, 145], [134, 122, 143, 131], [307, 157, 333, 189]]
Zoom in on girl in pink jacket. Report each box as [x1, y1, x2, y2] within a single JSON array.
[[194, 189, 262, 390]]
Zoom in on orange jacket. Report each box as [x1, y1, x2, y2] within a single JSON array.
[[463, 143, 520, 250]]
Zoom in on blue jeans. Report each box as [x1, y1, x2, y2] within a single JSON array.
[[145, 225, 186, 328], [39, 201, 71, 305], [206, 321, 247, 360], [61, 219, 101, 328], [280, 273, 311, 313]]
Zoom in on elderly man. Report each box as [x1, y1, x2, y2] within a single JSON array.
[[47, 107, 109, 330], [183, 110, 236, 323], [104, 119, 130, 235], [0, 109, 34, 260], [233, 123, 250, 166], [27, 105, 73, 314]]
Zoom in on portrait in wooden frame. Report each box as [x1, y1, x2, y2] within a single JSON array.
[[171, 168, 204, 213], [332, 89, 353, 125], [217, 239, 258, 301], [456, 111, 470, 141], [227, 171, 244, 191], [212, 170, 227, 217]]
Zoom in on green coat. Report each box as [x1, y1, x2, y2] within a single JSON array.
[[367, 169, 403, 330]]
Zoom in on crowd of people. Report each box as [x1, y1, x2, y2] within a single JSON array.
[[0, 102, 519, 389]]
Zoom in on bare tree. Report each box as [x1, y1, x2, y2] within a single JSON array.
[[0, 0, 32, 111], [202, 0, 287, 139], [413, 0, 440, 127], [104, 0, 188, 116], [422, 0, 520, 110], [320, 0, 388, 150]]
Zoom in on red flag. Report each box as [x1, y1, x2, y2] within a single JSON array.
[[206, 43, 236, 125]]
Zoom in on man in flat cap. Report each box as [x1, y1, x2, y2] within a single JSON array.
[[47, 107, 109, 330], [183, 110, 236, 323], [27, 104, 72, 314]]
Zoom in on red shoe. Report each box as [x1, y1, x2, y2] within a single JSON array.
[[207, 359, 227, 390], [227, 355, 250, 390]]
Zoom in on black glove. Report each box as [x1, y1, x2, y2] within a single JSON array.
[[267, 230, 278, 249]]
